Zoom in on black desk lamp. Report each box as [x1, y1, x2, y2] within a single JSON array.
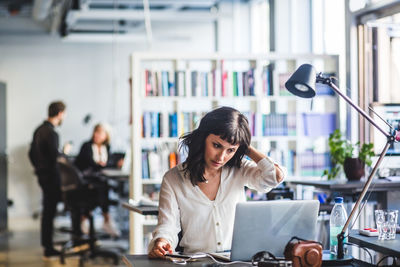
[[285, 64, 399, 262]]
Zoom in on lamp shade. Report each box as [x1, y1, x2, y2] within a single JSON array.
[[285, 64, 316, 98]]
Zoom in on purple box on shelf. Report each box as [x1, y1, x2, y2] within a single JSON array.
[[302, 113, 336, 136]]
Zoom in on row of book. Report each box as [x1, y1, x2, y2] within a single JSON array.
[[142, 111, 205, 138], [144, 69, 256, 97], [298, 150, 331, 177], [142, 146, 331, 181], [144, 67, 336, 98], [262, 113, 297, 136], [142, 111, 256, 138], [142, 111, 336, 138], [267, 148, 295, 176], [141, 148, 187, 179], [267, 148, 332, 177]]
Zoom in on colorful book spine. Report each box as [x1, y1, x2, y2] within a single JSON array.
[[161, 71, 169, 96], [169, 112, 178, 137]]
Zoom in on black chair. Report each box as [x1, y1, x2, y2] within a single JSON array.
[[57, 157, 120, 265]]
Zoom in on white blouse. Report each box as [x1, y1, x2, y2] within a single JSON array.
[[150, 157, 284, 254], [91, 144, 108, 164]]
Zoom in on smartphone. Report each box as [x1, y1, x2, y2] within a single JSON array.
[[165, 253, 207, 259]]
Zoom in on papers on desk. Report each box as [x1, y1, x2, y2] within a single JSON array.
[[129, 197, 159, 207], [383, 176, 400, 182], [101, 168, 129, 177]]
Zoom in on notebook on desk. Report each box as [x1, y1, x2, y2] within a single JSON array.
[[211, 199, 320, 262]]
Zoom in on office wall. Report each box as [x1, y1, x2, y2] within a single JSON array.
[[0, 2, 251, 218]]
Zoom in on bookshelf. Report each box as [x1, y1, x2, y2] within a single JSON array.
[[129, 52, 341, 253]]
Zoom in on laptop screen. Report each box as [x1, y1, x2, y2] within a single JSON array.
[[230, 200, 320, 261]]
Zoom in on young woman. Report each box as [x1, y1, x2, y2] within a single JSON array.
[[148, 106, 286, 258], [75, 123, 120, 237]]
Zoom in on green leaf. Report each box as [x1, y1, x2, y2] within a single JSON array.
[[326, 129, 374, 176]]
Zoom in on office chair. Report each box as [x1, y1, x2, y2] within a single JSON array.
[[57, 157, 120, 265]]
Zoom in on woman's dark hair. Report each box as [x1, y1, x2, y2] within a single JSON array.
[[179, 106, 251, 186]]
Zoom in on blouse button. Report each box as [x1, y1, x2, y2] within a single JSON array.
[[217, 242, 221, 246], [216, 222, 219, 226]]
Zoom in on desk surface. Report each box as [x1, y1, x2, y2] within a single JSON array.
[[122, 202, 159, 215], [123, 254, 229, 267], [288, 179, 400, 193], [123, 254, 367, 267], [101, 168, 130, 179], [349, 230, 400, 257]]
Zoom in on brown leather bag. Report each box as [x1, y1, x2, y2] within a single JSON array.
[[284, 237, 323, 267]]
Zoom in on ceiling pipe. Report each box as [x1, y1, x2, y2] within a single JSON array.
[[66, 9, 222, 25]]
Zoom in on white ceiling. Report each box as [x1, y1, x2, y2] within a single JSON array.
[[0, 0, 238, 41]]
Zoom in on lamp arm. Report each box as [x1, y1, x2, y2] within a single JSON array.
[[317, 76, 390, 138], [336, 141, 392, 258], [316, 76, 396, 259]]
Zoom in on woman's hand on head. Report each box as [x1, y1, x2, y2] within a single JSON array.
[[245, 145, 264, 163], [148, 238, 173, 259]]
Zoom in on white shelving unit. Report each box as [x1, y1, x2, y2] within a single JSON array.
[[129, 52, 341, 253]]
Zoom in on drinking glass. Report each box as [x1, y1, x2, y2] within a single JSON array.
[[389, 210, 398, 240], [375, 209, 398, 240]]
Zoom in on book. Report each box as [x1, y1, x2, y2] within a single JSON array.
[[161, 71, 169, 96], [237, 71, 243, 97], [232, 71, 238, 96], [168, 71, 176, 96], [169, 152, 177, 169], [176, 71, 186, 97], [150, 112, 159, 137], [169, 112, 178, 137], [148, 151, 162, 179], [141, 150, 149, 179], [221, 71, 227, 97], [145, 70, 152, 96], [191, 71, 198, 97], [247, 69, 255, 96]]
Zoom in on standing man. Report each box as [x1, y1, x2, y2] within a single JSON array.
[[29, 101, 66, 257]]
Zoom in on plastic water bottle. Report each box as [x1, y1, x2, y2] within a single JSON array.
[[330, 197, 348, 255]]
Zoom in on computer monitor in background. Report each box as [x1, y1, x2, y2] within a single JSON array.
[[109, 152, 125, 168], [371, 103, 400, 156]]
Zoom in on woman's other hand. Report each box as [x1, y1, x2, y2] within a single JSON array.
[[148, 238, 173, 258]]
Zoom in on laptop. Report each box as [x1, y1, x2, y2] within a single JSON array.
[[212, 200, 320, 262], [101, 149, 130, 177]]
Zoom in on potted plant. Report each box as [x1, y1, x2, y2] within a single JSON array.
[[323, 129, 374, 180]]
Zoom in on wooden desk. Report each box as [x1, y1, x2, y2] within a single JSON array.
[[122, 202, 159, 215], [288, 179, 400, 210], [349, 230, 400, 257]]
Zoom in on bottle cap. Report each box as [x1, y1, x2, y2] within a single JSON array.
[[334, 197, 343, 203]]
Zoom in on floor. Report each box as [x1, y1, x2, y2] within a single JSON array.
[[0, 214, 129, 267]]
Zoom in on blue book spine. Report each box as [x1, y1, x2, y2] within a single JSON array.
[[169, 113, 178, 137], [162, 71, 169, 96], [151, 112, 159, 137]]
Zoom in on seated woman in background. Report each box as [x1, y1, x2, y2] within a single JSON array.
[[75, 123, 121, 237]]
